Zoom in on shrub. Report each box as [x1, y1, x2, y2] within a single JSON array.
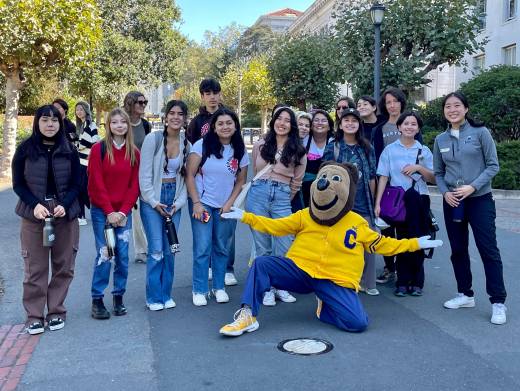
[[493, 140, 520, 190]]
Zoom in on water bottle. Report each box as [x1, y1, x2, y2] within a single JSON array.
[[43, 217, 55, 247], [104, 223, 116, 257], [452, 178, 465, 223], [164, 216, 180, 253]]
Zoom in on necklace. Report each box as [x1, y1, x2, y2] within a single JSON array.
[[130, 119, 142, 127]]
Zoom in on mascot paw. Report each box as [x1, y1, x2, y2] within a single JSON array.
[[418, 235, 443, 249], [221, 207, 244, 220]]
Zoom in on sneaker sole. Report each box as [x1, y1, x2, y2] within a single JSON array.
[[216, 298, 230, 303], [277, 297, 297, 303], [91, 312, 110, 319], [27, 327, 44, 335], [491, 318, 506, 325], [262, 301, 276, 306], [225, 280, 238, 286], [443, 302, 475, 309], [220, 321, 259, 336], [48, 323, 65, 331]]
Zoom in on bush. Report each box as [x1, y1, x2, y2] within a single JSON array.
[[421, 129, 442, 151], [418, 97, 445, 133], [493, 140, 520, 190]]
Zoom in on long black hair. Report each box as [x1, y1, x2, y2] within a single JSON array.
[[25, 105, 66, 161], [202, 107, 245, 172], [308, 109, 334, 151], [378, 87, 406, 118], [163, 99, 189, 177], [261, 107, 306, 167], [335, 109, 371, 157], [441, 91, 485, 128]]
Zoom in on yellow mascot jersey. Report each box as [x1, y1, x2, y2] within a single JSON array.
[[242, 209, 420, 291]]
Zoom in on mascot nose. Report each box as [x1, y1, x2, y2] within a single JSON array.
[[317, 178, 329, 191]]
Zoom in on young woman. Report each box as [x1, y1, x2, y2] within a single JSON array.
[[433, 91, 507, 325], [75, 101, 99, 225], [88, 108, 140, 319], [139, 100, 190, 311], [123, 91, 151, 263], [186, 107, 249, 306], [297, 111, 312, 143], [356, 95, 383, 141], [334, 96, 356, 129], [375, 112, 435, 297], [323, 108, 379, 295], [12, 105, 81, 334], [247, 107, 306, 306], [300, 110, 334, 207]]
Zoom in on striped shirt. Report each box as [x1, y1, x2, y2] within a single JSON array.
[[78, 121, 100, 166]]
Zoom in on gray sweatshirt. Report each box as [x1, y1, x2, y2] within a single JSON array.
[[139, 130, 190, 209], [433, 121, 499, 197]]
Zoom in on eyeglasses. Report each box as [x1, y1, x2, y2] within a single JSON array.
[[336, 105, 349, 110], [136, 100, 148, 106], [313, 119, 329, 124]]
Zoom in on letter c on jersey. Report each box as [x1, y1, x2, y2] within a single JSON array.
[[344, 229, 357, 249]]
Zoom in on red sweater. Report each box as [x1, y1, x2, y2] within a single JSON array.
[[87, 142, 140, 216]]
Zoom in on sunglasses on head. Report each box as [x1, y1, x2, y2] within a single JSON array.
[[137, 100, 148, 106]]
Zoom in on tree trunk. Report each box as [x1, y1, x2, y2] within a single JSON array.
[[260, 107, 268, 134], [0, 68, 25, 179]]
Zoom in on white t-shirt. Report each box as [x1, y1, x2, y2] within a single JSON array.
[[307, 138, 326, 161], [191, 139, 249, 208]]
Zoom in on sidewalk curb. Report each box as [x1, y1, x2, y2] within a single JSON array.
[[427, 186, 520, 200]]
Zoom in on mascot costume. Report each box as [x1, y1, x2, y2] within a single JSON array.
[[220, 162, 442, 336]]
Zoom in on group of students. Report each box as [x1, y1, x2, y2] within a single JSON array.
[[12, 78, 507, 335]]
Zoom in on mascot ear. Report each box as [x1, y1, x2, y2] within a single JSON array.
[[341, 163, 359, 185]]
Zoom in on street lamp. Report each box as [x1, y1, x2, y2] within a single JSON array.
[[370, 1, 385, 101]]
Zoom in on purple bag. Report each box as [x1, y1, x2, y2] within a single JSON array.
[[379, 186, 406, 223]]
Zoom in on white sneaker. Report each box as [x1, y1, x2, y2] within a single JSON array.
[[443, 293, 475, 309], [275, 289, 296, 303], [208, 268, 213, 281], [491, 303, 507, 325], [214, 289, 230, 303], [365, 288, 380, 296], [147, 303, 164, 311], [262, 289, 276, 306], [164, 299, 176, 309], [78, 218, 87, 226], [225, 272, 238, 286], [192, 293, 207, 306]]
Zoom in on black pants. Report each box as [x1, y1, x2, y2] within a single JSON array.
[[78, 165, 90, 218], [443, 192, 506, 304], [382, 227, 396, 272]]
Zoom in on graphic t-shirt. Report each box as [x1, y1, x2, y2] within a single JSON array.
[[382, 122, 400, 147], [191, 140, 249, 208], [307, 138, 326, 161]]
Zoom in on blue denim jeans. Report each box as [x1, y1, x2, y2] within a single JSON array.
[[140, 183, 181, 305], [189, 199, 236, 294], [245, 179, 293, 257], [90, 206, 132, 298]]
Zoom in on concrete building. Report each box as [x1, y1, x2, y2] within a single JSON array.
[[253, 8, 303, 33], [455, 0, 519, 86]]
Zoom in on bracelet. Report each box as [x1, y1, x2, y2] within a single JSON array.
[[193, 201, 201, 205]]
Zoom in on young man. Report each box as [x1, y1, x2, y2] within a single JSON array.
[[186, 78, 237, 286], [123, 91, 152, 263], [52, 99, 78, 145]]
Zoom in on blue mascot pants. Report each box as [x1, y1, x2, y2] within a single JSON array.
[[241, 256, 369, 332]]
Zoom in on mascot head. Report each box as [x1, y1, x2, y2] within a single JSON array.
[[309, 161, 358, 226]]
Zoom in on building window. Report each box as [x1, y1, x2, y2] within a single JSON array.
[[505, 0, 517, 20], [473, 54, 486, 73], [478, 0, 487, 29], [503, 44, 517, 65]]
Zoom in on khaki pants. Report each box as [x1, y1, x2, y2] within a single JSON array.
[[21, 217, 79, 324], [132, 203, 148, 256]]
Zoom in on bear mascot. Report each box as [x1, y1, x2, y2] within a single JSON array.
[[219, 162, 442, 336]]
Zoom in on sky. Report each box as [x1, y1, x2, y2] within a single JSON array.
[[175, 0, 316, 43]]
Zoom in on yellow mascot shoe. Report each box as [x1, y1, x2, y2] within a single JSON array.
[[220, 307, 259, 336]]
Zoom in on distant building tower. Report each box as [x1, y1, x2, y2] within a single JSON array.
[[254, 8, 303, 33]]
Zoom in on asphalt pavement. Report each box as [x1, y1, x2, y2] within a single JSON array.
[[0, 183, 519, 391]]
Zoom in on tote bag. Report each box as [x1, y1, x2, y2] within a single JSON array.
[[379, 186, 406, 223]]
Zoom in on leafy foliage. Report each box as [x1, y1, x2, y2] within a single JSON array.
[[333, 0, 484, 96], [493, 140, 520, 190], [268, 32, 342, 110]]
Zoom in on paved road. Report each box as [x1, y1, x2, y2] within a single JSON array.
[[0, 184, 519, 391]]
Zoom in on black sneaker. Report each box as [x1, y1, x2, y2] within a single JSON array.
[[26, 321, 44, 335], [48, 318, 65, 331], [92, 298, 111, 319], [113, 295, 127, 316], [394, 286, 408, 297], [376, 268, 396, 284]]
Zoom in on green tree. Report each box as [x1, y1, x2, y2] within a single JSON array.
[[333, 0, 485, 96], [268, 33, 342, 110], [459, 65, 520, 141], [69, 0, 186, 123], [235, 25, 279, 60], [0, 0, 102, 178]]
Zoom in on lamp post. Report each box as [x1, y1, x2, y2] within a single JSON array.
[[370, 2, 385, 101]]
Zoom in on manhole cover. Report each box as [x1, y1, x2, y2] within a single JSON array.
[[277, 338, 333, 356]]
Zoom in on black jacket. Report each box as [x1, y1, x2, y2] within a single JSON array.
[[186, 106, 215, 144]]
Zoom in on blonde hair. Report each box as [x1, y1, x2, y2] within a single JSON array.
[[103, 108, 138, 166]]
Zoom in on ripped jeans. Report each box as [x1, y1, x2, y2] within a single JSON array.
[[140, 182, 181, 304], [90, 206, 132, 298]]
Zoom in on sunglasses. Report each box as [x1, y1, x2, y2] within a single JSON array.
[[136, 100, 148, 106], [336, 105, 349, 110]]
